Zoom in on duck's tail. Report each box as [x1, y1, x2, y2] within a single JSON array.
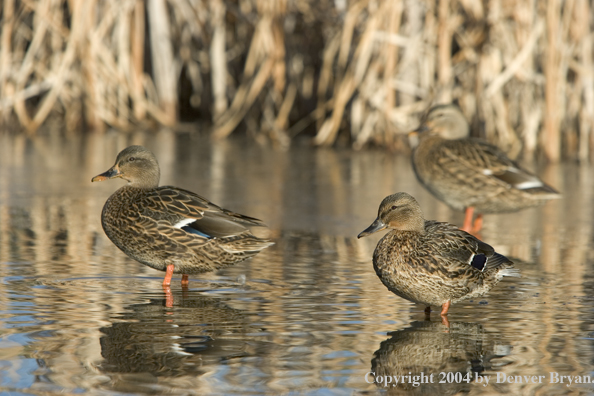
[[488, 252, 520, 277], [499, 268, 521, 277], [220, 234, 274, 254]]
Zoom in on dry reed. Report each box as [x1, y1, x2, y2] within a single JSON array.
[[0, 0, 592, 160]]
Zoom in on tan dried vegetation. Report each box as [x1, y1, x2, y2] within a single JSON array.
[[0, 0, 592, 160]]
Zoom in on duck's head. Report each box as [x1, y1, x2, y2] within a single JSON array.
[[412, 104, 469, 140], [92, 145, 160, 189], [357, 192, 425, 238]]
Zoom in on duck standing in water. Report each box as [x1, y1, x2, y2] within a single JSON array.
[[92, 145, 273, 287], [411, 104, 560, 233], [358, 192, 518, 323]]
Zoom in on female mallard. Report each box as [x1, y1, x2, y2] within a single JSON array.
[[357, 192, 518, 319], [92, 145, 273, 287], [411, 104, 560, 233]]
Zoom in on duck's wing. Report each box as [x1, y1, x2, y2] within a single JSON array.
[[438, 139, 559, 195], [426, 221, 514, 274], [139, 186, 267, 239]]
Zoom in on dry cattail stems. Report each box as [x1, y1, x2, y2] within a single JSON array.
[[0, 0, 592, 161]]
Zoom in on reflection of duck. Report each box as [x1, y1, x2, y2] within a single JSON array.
[[98, 292, 257, 379], [411, 104, 560, 233], [91, 146, 273, 287], [358, 193, 518, 321], [370, 320, 509, 395]]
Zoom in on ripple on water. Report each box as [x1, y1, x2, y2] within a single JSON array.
[[0, 135, 593, 395]]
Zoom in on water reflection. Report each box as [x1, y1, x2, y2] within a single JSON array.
[[370, 320, 509, 395], [100, 293, 251, 372], [1, 130, 594, 395], [98, 292, 262, 393]]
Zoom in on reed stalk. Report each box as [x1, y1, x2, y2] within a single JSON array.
[[0, 0, 592, 160]]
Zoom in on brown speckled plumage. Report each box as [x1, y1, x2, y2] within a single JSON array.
[[92, 146, 273, 285], [358, 193, 518, 317], [411, 104, 560, 231]]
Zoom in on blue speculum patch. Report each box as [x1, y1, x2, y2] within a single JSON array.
[[471, 254, 487, 271]]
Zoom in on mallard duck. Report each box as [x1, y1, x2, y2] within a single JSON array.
[[411, 104, 560, 232], [92, 145, 273, 287], [357, 192, 518, 319]]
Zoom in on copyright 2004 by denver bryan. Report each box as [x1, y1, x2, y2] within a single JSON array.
[[365, 371, 594, 388]]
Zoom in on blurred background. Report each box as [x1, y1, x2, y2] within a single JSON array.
[[1, 0, 592, 161]]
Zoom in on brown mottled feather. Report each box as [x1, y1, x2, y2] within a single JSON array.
[[93, 146, 273, 278], [358, 193, 518, 311], [372, 220, 515, 307], [412, 105, 560, 213]]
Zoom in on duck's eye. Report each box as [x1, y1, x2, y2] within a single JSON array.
[[391, 205, 398, 210], [128, 157, 136, 162]]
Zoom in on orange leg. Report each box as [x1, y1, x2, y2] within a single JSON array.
[[440, 301, 451, 316], [440, 302, 451, 327], [163, 264, 174, 286], [472, 214, 484, 233], [462, 207, 475, 233], [181, 274, 189, 287]]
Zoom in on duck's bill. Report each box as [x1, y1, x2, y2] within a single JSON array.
[[91, 167, 121, 182], [357, 218, 387, 238]]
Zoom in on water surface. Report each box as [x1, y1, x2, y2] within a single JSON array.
[[0, 129, 593, 395]]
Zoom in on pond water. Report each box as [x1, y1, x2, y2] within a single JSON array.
[[0, 128, 593, 395]]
